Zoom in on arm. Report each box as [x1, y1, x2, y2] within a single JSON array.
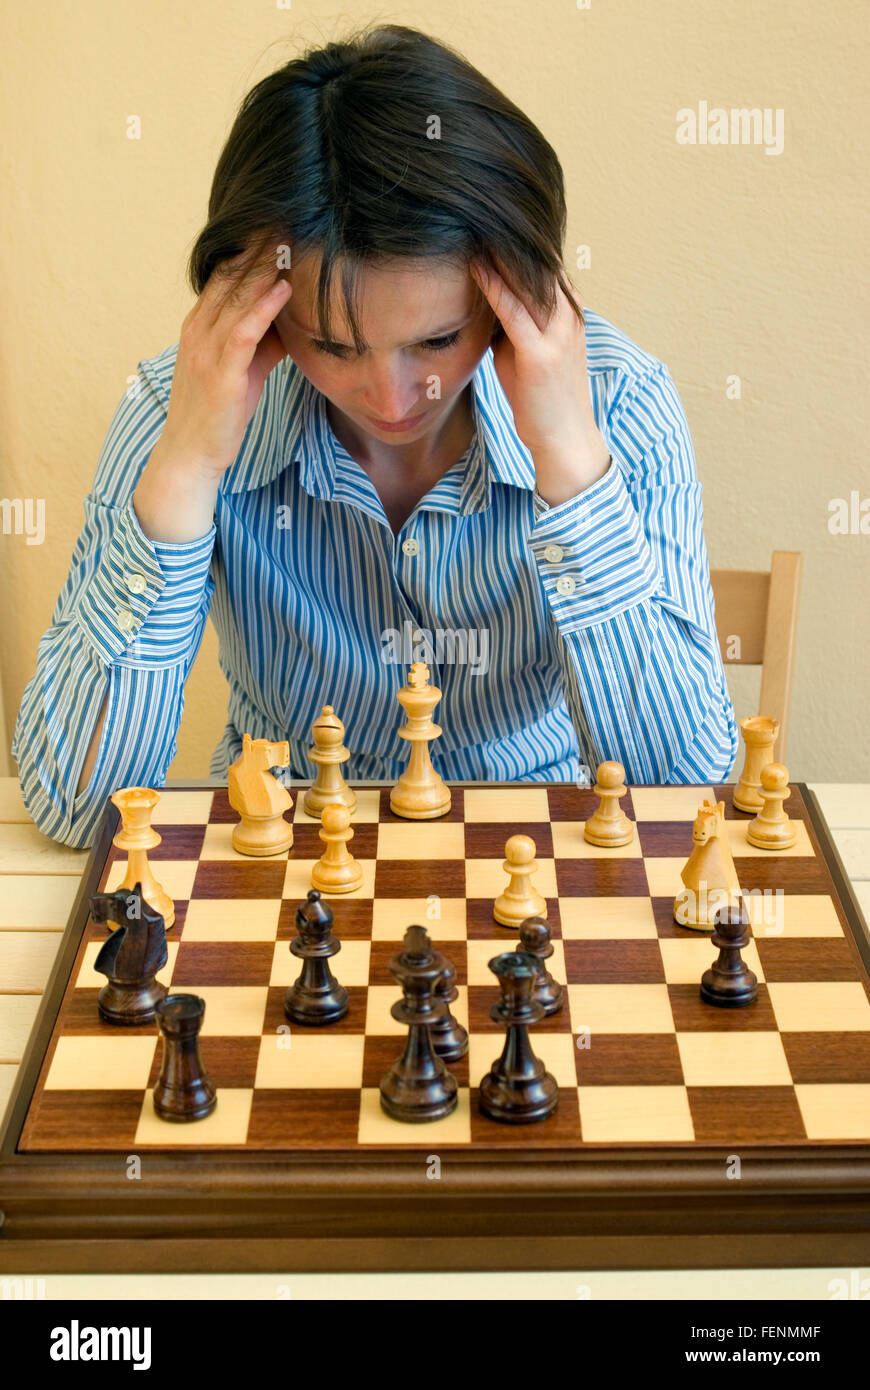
[[528, 362, 739, 784], [12, 369, 218, 848]]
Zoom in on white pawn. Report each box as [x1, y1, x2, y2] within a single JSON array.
[[584, 761, 634, 847], [311, 803, 364, 894], [493, 834, 547, 929], [746, 763, 797, 850]]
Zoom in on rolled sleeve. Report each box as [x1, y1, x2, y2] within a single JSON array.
[[75, 499, 216, 665], [529, 457, 662, 632]]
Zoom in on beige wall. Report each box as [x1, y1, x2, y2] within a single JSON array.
[[1, 1, 867, 785]]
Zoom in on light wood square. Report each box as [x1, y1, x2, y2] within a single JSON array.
[[293, 789, 381, 824], [630, 788, 714, 822], [104, 860, 197, 902], [676, 1031, 791, 1086], [371, 898, 468, 940], [768, 982, 870, 1032], [254, 1033, 365, 1088], [578, 1085, 694, 1142], [282, 859, 376, 901], [269, 939, 370, 988], [377, 822, 466, 860], [357, 1086, 472, 1143], [466, 938, 565, 986], [182, 899, 281, 942], [559, 898, 658, 940], [795, 1084, 870, 1140], [135, 1088, 252, 1144], [746, 894, 843, 938], [726, 819, 814, 858], [464, 857, 557, 900], [658, 936, 764, 985], [76, 940, 179, 989], [551, 822, 640, 858], [45, 1035, 157, 1090], [175, 986, 268, 1036], [150, 791, 215, 825], [567, 983, 676, 1034], [643, 857, 695, 899], [469, 1030, 576, 1088], [462, 788, 551, 823], [201, 823, 290, 861]]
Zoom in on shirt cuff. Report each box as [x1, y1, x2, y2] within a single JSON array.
[[75, 499, 216, 664], [529, 455, 661, 632]]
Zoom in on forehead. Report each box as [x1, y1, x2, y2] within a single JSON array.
[[287, 252, 476, 337]]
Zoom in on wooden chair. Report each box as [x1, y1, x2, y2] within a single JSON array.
[[709, 551, 802, 764]]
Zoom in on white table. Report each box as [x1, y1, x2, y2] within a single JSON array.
[[2, 777, 869, 1301]]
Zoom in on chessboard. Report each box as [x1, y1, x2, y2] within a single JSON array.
[[3, 778, 870, 1272]]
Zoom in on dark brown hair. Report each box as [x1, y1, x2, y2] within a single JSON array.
[[187, 22, 580, 350]]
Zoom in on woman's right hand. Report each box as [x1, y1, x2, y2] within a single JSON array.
[[160, 248, 293, 479]]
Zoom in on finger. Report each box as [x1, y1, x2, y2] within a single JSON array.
[[202, 239, 287, 330], [471, 260, 547, 348], [217, 277, 292, 374]]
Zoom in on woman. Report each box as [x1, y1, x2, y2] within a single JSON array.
[[13, 23, 738, 848]]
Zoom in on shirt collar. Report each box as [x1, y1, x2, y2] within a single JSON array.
[[222, 345, 537, 509]]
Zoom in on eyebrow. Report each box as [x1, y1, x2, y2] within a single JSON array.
[[289, 312, 473, 349]]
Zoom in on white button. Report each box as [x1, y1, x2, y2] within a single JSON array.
[[555, 575, 576, 597], [401, 538, 420, 557], [116, 607, 136, 632], [543, 543, 564, 564], [126, 572, 147, 594]]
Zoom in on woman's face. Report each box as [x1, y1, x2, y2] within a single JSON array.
[[274, 253, 497, 443]]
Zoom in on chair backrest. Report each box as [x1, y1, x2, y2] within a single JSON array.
[[709, 550, 802, 763]]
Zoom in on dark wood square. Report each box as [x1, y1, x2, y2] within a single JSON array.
[[556, 858, 650, 897], [374, 859, 466, 898], [574, 1033, 684, 1086], [688, 1085, 807, 1143], [262, 984, 368, 1035], [754, 937, 860, 982], [277, 897, 373, 939], [171, 941, 275, 987], [367, 940, 467, 986], [469, 1087, 582, 1144], [20, 1091, 144, 1151], [146, 1036, 260, 1090], [669, 983, 779, 1030], [780, 1032, 870, 1084], [362, 1034, 469, 1089], [464, 823, 553, 858], [246, 1089, 361, 1147], [562, 939, 666, 984], [192, 860, 287, 899]]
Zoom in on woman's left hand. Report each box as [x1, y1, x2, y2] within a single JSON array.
[[470, 259, 611, 503]]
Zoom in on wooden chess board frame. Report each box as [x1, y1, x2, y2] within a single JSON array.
[[2, 780, 870, 1274]]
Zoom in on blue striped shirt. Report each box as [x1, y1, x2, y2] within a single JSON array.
[[13, 308, 739, 848]]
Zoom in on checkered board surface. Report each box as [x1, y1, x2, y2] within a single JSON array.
[[17, 781, 870, 1153]]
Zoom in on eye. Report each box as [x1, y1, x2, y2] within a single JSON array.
[[422, 331, 460, 352], [311, 340, 351, 359]]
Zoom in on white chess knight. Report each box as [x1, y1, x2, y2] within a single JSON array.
[[673, 800, 741, 930]]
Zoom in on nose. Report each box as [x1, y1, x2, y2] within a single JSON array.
[[361, 357, 421, 422]]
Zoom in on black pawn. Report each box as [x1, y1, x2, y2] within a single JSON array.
[[284, 889, 348, 1025], [153, 994, 217, 1122], [431, 954, 468, 1061], [479, 952, 559, 1124], [517, 916, 563, 1016], [701, 900, 758, 1008], [379, 925, 458, 1122]]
